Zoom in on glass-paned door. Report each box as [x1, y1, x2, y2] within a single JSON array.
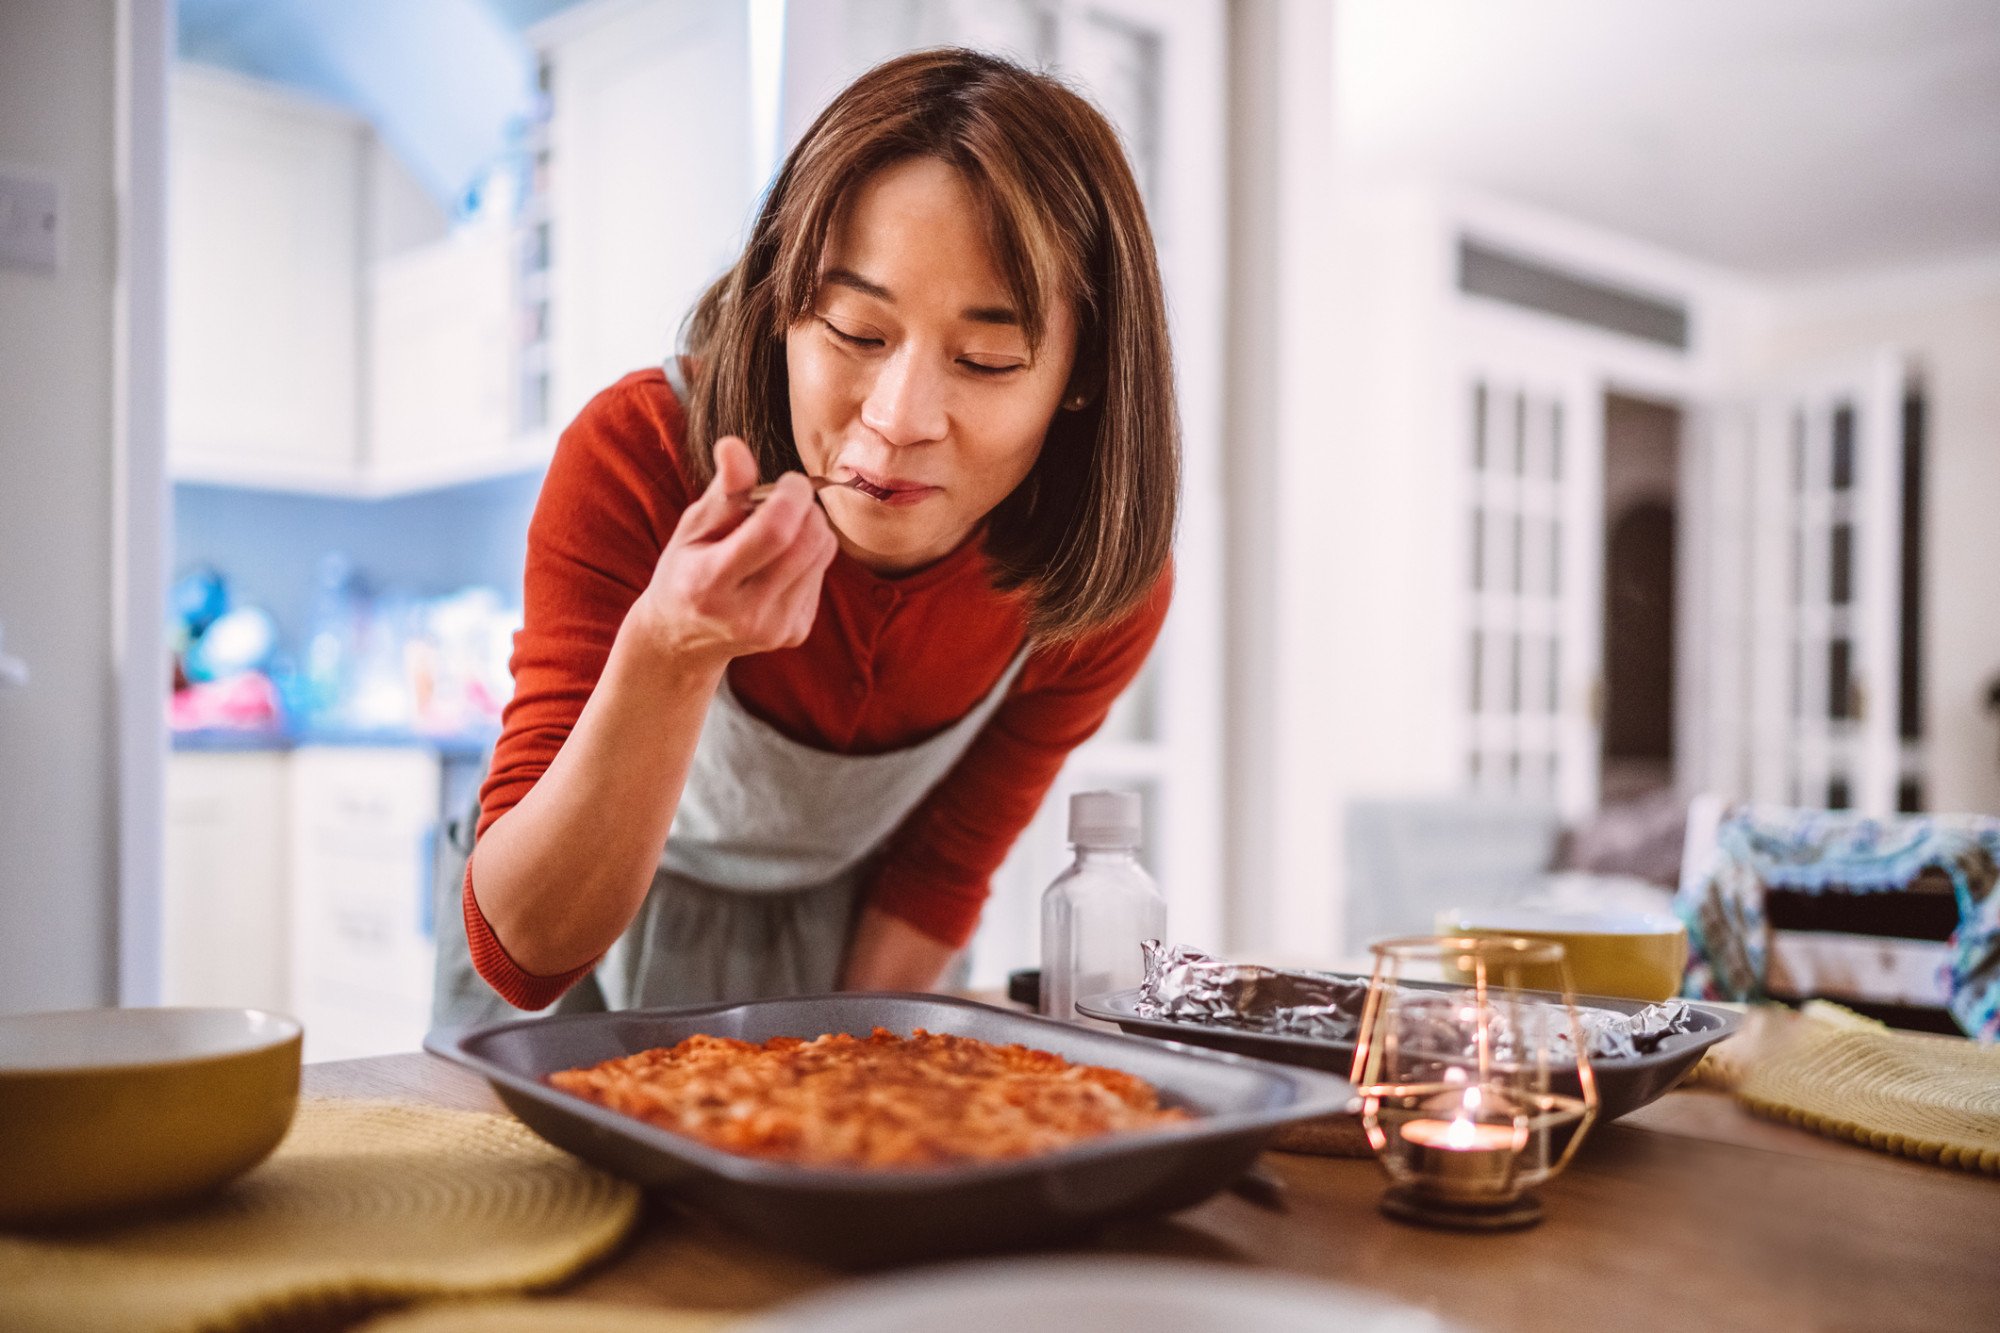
[[1458, 358, 1602, 820], [1695, 349, 1916, 815], [1777, 352, 1912, 814]]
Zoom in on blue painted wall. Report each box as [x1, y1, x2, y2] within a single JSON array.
[[173, 472, 545, 647]]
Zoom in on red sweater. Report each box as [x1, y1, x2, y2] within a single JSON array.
[[465, 369, 1171, 1009]]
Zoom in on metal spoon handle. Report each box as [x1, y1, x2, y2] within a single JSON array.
[[733, 475, 838, 508]]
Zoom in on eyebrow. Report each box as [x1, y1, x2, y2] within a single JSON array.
[[821, 267, 1021, 327]]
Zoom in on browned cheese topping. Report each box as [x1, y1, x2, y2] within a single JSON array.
[[548, 1027, 1193, 1168]]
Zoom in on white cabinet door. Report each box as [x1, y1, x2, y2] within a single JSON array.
[[168, 67, 363, 483], [537, 0, 759, 428], [170, 66, 535, 497], [162, 751, 291, 1014], [366, 222, 530, 490], [288, 746, 442, 1062]]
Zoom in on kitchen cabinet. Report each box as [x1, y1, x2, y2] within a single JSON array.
[[167, 65, 551, 497], [531, 0, 759, 428], [288, 745, 443, 1063], [168, 65, 365, 488], [164, 745, 449, 1063], [364, 221, 550, 491], [162, 750, 291, 1014]]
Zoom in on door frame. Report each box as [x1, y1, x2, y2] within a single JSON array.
[[116, 0, 171, 1005]]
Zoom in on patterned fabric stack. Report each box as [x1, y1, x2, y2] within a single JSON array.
[[1676, 803, 2000, 1041]]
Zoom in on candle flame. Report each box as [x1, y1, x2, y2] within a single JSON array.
[[1444, 1116, 1479, 1149]]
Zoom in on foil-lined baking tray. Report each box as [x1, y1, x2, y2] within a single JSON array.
[[1079, 945, 1743, 1123], [1133, 942, 1699, 1061]]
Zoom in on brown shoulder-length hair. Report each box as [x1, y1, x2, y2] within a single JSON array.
[[678, 47, 1178, 645]]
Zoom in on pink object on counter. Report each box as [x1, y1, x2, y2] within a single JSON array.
[[170, 672, 284, 731]]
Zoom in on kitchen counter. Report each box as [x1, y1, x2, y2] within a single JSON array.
[[172, 725, 498, 759], [304, 1039, 2000, 1331]]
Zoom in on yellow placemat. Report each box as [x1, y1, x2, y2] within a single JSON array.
[[0, 1098, 642, 1333], [1737, 1021, 2000, 1174], [1686, 1000, 1870, 1091], [356, 1298, 732, 1332]]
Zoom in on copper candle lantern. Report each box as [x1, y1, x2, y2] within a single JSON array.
[[1350, 935, 1599, 1230]]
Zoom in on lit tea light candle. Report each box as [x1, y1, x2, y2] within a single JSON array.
[[1398, 1115, 1523, 1202], [1402, 1116, 1518, 1152]]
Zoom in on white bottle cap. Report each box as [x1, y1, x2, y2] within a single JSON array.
[[1069, 790, 1141, 849]]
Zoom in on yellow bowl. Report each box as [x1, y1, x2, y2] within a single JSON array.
[[1433, 909, 1689, 1002], [0, 1007, 301, 1226]]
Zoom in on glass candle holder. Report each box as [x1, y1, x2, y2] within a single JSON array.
[[1350, 935, 1599, 1230]]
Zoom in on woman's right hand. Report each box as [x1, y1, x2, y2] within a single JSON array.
[[627, 435, 839, 669]]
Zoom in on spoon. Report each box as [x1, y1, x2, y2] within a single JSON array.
[[734, 474, 892, 507]]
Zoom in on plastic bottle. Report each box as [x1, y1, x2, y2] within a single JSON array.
[[1039, 791, 1166, 1023]]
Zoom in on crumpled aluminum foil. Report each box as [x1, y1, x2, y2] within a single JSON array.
[[1134, 940, 1373, 1042], [1135, 941, 1695, 1062]]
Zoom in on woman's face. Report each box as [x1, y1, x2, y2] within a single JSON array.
[[786, 156, 1078, 576]]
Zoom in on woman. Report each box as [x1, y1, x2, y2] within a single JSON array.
[[433, 48, 1178, 1025]]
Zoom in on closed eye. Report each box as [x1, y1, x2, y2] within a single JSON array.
[[960, 359, 1025, 377], [821, 317, 882, 349], [821, 315, 1023, 377]]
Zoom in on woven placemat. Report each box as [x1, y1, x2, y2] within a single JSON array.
[[0, 1098, 642, 1333], [1686, 1001, 1857, 1091], [1737, 1022, 2000, 1174], [1268, 1113, 1373, 1157]]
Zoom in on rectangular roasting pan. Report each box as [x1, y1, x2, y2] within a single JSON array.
[[426, 993, 1355, 1266]]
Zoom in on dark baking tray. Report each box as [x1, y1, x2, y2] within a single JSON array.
[[425, 993, 1353, 1266], [1077, 983, 1742, 1123]]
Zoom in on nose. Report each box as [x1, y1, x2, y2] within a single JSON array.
[[858, 348, 948, 447]]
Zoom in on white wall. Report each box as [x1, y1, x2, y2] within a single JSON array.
[[1223, 0, 1343, 961], [0, 2, 125, 1011], [1752, 255, 2000, 817]]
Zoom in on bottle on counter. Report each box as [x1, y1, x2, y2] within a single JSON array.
[[1039, 790, 1166, 1023]]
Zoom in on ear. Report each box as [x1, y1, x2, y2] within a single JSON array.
[[1061, 343, 1105, 412]]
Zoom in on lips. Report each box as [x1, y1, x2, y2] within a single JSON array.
[[842, 468, 938, 505]]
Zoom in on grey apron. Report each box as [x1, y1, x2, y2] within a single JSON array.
[[431, 431, 1031, 1026]]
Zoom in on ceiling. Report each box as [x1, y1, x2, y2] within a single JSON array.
[[1335, 0, 2000, 276]]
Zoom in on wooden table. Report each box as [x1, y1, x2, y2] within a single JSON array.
[[306, 1050, 1999, 1333]]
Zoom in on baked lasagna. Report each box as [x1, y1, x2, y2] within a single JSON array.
[[548, 1027, 1192, 1167]]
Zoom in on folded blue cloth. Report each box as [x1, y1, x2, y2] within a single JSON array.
[[1676, 806, 2000, 1042]]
